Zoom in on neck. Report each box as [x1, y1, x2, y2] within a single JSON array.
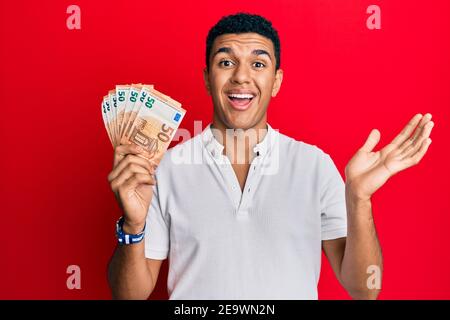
[[211, 116, 268, 165]]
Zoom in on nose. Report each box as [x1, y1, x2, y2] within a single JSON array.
[[230, 63, 251, 85]]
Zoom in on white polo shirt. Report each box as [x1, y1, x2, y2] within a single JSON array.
[[144, 124, 347, 299]]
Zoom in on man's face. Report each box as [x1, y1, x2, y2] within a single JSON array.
[[204, 33, 283, 130]]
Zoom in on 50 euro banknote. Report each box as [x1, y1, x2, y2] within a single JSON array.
[[101, 84, 186, 166]]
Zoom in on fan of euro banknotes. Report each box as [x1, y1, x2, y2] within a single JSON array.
[[101, 84, 186, 165]]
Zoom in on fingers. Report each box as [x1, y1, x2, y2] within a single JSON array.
[[109, 154, 154, 182], [397, 113, 432, 151], [400, 120, 434, 160], [113, 143, 145, 168], [110, 163, 153, 193], [120, 173, 156, 194], [410, 113, 432, 141], [360, 129, 381, 152], [391, 113, 423, 146], [404, 138, 432, 168]]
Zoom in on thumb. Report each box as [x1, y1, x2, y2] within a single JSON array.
[[360, 129, 380, 152]]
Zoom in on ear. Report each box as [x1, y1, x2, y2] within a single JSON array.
[[271, 69, 284, 97], [203, 68, 211, 95]]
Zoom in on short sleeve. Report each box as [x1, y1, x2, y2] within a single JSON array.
[[144, 180, 170, 260], [319, 152, 347, 241]]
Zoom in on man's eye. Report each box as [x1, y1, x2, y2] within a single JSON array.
[[253, 62, 265, 69], [219, 60, 234, 67]]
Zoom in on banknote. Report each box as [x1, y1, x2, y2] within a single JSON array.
[[101, 84, 186, 165], [115, 84, 130, 139]]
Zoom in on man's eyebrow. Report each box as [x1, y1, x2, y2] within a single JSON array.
[[252, 49, 272, 60], [212, 47, 232, 58], [212, 47, 272, 60]]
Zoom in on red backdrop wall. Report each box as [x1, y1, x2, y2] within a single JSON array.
[[0, 0, 449, 299]]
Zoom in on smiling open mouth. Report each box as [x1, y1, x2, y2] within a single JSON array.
[[227, 93, 255, 110]]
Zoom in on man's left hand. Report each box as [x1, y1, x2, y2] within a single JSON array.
[[345, 113, 434, 201]]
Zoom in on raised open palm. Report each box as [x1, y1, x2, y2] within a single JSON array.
[[345, 113, 434, 200]]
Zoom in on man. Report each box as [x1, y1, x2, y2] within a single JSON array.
[[107, 13, 434, 299]]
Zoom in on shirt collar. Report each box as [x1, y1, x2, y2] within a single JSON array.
[[202, 123, 276, 160]]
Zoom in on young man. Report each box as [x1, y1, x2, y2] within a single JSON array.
[[107, 13, 434, 299]]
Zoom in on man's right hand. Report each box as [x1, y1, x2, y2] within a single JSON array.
[[108, 143, 156, 234]]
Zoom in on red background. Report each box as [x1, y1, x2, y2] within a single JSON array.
[[1, 0, 449, 299]]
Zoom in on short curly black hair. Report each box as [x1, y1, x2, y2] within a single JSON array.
[[206, 13, 281, 71]]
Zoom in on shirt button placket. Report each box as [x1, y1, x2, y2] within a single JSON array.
[[237, 161, 259, 218]]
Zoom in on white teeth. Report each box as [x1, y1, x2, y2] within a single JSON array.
[[228, 93, 254, 99]]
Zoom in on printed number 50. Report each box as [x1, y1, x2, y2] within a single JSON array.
[[158, 124, 174, 142]]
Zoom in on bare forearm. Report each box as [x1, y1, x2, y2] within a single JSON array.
[[340, 187, 383, 299], [108, 241, 154, 300]]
